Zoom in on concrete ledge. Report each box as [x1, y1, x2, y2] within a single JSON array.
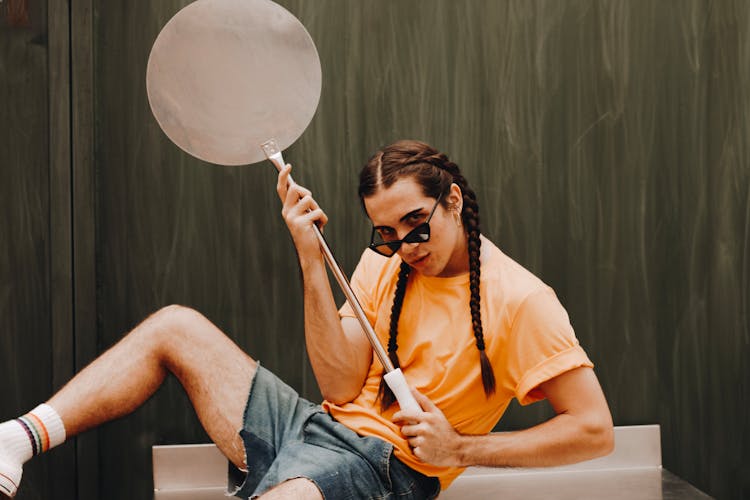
[[153, 443, 226, 491], [153, 425, 711, 499]]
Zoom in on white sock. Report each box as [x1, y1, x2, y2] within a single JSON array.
[[0, 404, 67, 464]]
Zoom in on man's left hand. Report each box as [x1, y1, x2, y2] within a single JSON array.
[[392, 388, 462, 467]]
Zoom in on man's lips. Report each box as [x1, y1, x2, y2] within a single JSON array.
[[408, 254, 429, 266]]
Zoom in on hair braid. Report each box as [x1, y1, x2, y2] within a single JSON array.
[[463, 192, 496, 396], [428, 154, 496, 396], [377, 261, 411, 411]]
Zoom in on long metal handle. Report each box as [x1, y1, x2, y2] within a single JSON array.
[[262, 146, 395, 373], [312, 224, 396, 373]]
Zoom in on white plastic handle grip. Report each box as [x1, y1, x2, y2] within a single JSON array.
[[383, 368, 421, 414]]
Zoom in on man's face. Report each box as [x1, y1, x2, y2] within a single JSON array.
[[363, 177, 469, 277]]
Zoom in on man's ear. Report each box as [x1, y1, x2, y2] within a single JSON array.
[[447, 182, 463, 209]]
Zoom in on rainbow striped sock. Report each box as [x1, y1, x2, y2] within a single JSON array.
[[1, 404, 66, 461], [0, 404, 66, 497]]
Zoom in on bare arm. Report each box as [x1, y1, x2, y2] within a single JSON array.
[[395, 367, 614, 467], [277, 164, 372, 403]]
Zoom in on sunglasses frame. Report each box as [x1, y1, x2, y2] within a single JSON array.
[[368, 195, 443, 257]]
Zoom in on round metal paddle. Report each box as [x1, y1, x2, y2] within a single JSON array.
[[146, 0, 419, 412]]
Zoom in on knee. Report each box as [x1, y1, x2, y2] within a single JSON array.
[[260, 478, 323, 500], [156, 304, 202, 321], [147, 304, 214, 345]]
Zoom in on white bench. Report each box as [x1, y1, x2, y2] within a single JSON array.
[[153, 425, 711, 499]]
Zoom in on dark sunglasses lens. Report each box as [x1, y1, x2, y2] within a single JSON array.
[[403, 223, 430, 244], [369, 222, 430, 257], [370, 241, 400, 257]]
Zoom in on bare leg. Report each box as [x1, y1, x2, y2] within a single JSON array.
[[258, 478, 323, 500], [47, 304, 256, 468]]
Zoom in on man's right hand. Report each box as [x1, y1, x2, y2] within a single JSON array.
[[276, 164, 329, 266]]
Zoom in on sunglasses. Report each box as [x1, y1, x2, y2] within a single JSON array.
[[368, 195, 443, 257]]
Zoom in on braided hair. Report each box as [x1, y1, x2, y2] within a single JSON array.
[[359, 140, 495, 411]]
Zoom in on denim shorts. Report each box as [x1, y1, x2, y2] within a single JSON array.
[[228, 364, 440, 499]]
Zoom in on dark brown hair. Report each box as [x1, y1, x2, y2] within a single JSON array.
[[359, 140, 495, 411]]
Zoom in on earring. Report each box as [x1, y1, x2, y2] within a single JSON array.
[[452, 207, 462, 227]]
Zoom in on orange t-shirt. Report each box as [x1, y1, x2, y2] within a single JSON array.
[[324, 236, 593, 490]]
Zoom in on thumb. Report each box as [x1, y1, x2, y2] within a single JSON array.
[[411, 387, 438, 412]]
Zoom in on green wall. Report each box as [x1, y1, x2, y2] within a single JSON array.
[[0, 1, 747, 498]]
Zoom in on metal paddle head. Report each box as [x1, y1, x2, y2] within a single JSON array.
[[146, 0, 410, 398], [146, 0, 322, 166]]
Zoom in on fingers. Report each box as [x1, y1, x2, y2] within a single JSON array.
[[278, 165, 328, 230], [283, 192, 328, 229], [408, 436, 424, 450], [392, 408, 421, 425], [401, 421, 430, 455], [276, 164, 293, 202], [278, 164, 310, 208], [392, 390, 459, 466], [399, 421, 425, 438], [283, 186, 313, 215], [393, 388, 436, 423]]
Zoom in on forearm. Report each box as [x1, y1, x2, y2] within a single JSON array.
[[276, 164, 371, 404], [453, 411, 614, 468], [300, 257, 371, 404], [400, 368, 613, 469]]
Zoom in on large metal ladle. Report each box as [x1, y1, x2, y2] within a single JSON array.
[[146, 0, 419, 412]]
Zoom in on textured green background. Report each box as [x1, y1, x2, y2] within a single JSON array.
[[0, 1, 748, 498]]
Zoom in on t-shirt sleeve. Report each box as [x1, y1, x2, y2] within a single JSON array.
[[506, 287, 593, 405], [338, 250, 379, 325]]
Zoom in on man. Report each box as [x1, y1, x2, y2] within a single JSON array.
[[0, 141, 613, 499]]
